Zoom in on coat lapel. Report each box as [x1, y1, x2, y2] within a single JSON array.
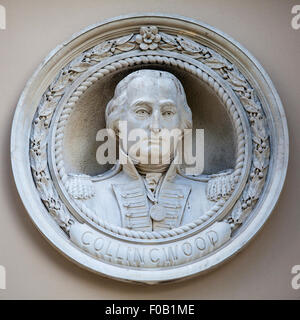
[[112, 180, 152, 231], [154, 181, 191, 230], [112, 150, 191, 231]]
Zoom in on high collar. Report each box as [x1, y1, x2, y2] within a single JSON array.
[[119, 148, 178, 183]]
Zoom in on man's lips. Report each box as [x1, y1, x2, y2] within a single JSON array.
[[142, 140, 165, 146]]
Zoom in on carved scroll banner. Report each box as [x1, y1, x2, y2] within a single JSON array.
[[11, 14, 288, 283], [70, 221, 232, 268]]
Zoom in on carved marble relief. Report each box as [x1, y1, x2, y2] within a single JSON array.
[[11, 14, 288, 283]]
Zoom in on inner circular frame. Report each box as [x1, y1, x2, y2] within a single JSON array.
[[49, 51, 251, 243]]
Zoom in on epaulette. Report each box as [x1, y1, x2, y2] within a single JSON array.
[[206, 169, 235, 201], [65, 163, 121, 200], [65, 173, 95, 200]]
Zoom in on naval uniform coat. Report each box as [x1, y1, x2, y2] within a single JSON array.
[[71, 156, 216, 232]]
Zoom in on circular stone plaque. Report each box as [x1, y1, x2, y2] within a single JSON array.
[[11, 14, 288, 284]]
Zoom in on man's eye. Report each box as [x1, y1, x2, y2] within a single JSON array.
[[162, 110, 175, 117], [136, 109, 150, 116]]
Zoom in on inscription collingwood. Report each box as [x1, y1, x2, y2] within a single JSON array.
[[70, 222, 231, 268]]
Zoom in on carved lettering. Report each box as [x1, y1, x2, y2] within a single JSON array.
[[133, 248, 145, 267], [150, 248, 160, 264], [126, 247, 134, 266], [81, 231, 92, 246], [195, 237, 206, 250], [206, 230, 218, 246], [163, 245, 178, 266], [115, 244, 125, 264], [181, 242, 192, 256], [105, 241, 114, 261], [94, 237, 104, 251], [70, 221, 231, 268]]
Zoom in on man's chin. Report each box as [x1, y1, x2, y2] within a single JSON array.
[[127, 143, 175, 163], [129, 152, 174, 165]]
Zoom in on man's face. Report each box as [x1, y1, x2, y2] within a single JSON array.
[[118, 75, 183, 165]]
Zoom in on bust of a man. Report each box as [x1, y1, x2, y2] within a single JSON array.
[[66, 70, 234, 231]]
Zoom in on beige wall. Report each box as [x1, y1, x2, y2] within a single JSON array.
[[0, 0, 299, 299]]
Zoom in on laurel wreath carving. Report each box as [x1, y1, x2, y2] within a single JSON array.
[[30, 26, 269, 236]]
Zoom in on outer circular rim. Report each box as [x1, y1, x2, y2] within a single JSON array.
[[11, 13, 289, 284]]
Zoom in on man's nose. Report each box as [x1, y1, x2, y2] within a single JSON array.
[[150, 110, 161, 134]]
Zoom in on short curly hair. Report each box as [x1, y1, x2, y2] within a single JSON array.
[[105, 70, 193, 133]]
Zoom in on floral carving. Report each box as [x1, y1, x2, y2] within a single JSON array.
[[136, 26, 161, 50]]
